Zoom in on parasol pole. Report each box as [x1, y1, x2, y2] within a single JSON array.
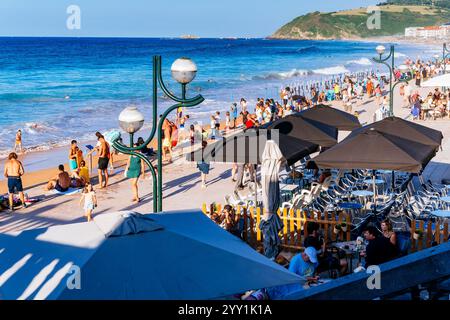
[[372, 170, 377, 215], [391, 170, 395, 192]]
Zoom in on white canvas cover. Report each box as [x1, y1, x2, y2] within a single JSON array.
[[0, 210, 301, 300]]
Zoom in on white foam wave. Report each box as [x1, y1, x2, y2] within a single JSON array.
[[313, 65, 350, 75], [394, 52, 407, 58], [253, 69, 310, 80], [24, 122, 56, 135], [346, 58, 372, 66]]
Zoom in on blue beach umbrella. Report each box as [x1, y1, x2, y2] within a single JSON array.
[[0, 211, 302, 300]]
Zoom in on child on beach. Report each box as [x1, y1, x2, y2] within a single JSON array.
[[68, 140, 83, 172], [197, 140, 210, 189], [231, 103, 238, 128], [225, 111, 231, 133], [215, 111, 221, 132], [14, 130, 23, 154], [79, 182, 97, 222], [210, 115, 216, 140], [78, 160, 90, 184]]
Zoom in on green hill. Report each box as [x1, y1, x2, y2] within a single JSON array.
[[270, 4, 450, 40]]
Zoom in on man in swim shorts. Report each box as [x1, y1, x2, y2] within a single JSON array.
[[46, 164, 71, 192], [95, 132, 110, 188], [4, 152, 26, 212]]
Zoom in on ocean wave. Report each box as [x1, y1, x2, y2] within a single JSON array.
[[313, 65, 350, 75], [24, 122, 57, 135], [279, 45, 320, 55], [253, 69, 311, 80], [394, 52, 407, 58], [346, 58, 372, 66]]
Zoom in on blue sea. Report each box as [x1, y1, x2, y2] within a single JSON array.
[[0, 37, 437, 157]]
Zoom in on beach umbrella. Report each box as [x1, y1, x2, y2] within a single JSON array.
[[260, 140, 285, 260], [297, 104, 362, 131], [0, 211, 303, 300], [308, 128, 437, 173], [308, 128, 438, 205], [347, 116, 443, 149], [421, 73, 450, 87], [186, 129, 319, 166], [262, 115, 338, 148]]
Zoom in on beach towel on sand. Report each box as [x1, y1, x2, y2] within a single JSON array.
[[50, 188, 81, 195]]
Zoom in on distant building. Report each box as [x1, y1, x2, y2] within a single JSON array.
[[405, 25, 450, 39]]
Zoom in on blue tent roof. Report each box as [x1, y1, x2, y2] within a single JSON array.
[[0, 210, 301, 300]]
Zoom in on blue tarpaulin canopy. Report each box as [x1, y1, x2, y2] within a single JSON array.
[[0, 210, 301, 300]]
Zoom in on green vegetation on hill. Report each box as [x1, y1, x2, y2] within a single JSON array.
[[270, 4, 450, 40], [382, 0, 450, 9]]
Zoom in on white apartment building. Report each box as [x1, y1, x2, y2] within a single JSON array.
[[405, 25, 450, 38]]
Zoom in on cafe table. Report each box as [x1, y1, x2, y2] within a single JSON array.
[[332, 240, 366, 272]]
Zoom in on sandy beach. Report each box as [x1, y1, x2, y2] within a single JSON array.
[[2, 73, 450, 234]]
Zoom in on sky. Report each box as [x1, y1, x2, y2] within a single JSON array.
[[0, 0, 380, 37]]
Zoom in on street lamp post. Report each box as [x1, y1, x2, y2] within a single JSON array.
[[113, 56, 204, 212], [372, 45, 412, 117]]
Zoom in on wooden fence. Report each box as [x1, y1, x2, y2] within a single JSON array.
[[202, 203, 351, 250], [411, 219, 449, 252], [202, 203, 449, 253]]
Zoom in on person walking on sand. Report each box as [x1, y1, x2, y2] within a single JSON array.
[[88, 132, 110, 188], [197, 140, 210, 189], [240, 98, 247, 114], [366, 78, 374, 98], [79, 182, 97, 222], [14, 130, 23, 154], [225, 111, 231, 133], [125, 144, 146, 203], [162, 118, 173, 163], [231, 103, 238, 129], [210, 115, 216, 140], [4, 152, 26, 212]]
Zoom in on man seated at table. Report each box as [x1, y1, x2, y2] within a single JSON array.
[[244, 247, 319, 300], [361, 225, 397, 267], [45, 164, 71, 192], [304, 222, 348, 276]]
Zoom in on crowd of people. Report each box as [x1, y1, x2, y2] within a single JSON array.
[[3, 56, 449, 221], [2, 129, 153, 220]]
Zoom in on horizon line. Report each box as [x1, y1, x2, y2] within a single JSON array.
[[0, 35, 268, 40]]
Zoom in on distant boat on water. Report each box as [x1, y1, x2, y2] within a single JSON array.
[[180, 34, 200, 39]]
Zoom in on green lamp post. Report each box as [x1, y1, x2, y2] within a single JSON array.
[[113, 56, 204, 212], [372, 45, 412, 117]]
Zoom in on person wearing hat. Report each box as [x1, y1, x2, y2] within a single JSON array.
[[250, 247, 319, 300], [288, 247, 319, 281]]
